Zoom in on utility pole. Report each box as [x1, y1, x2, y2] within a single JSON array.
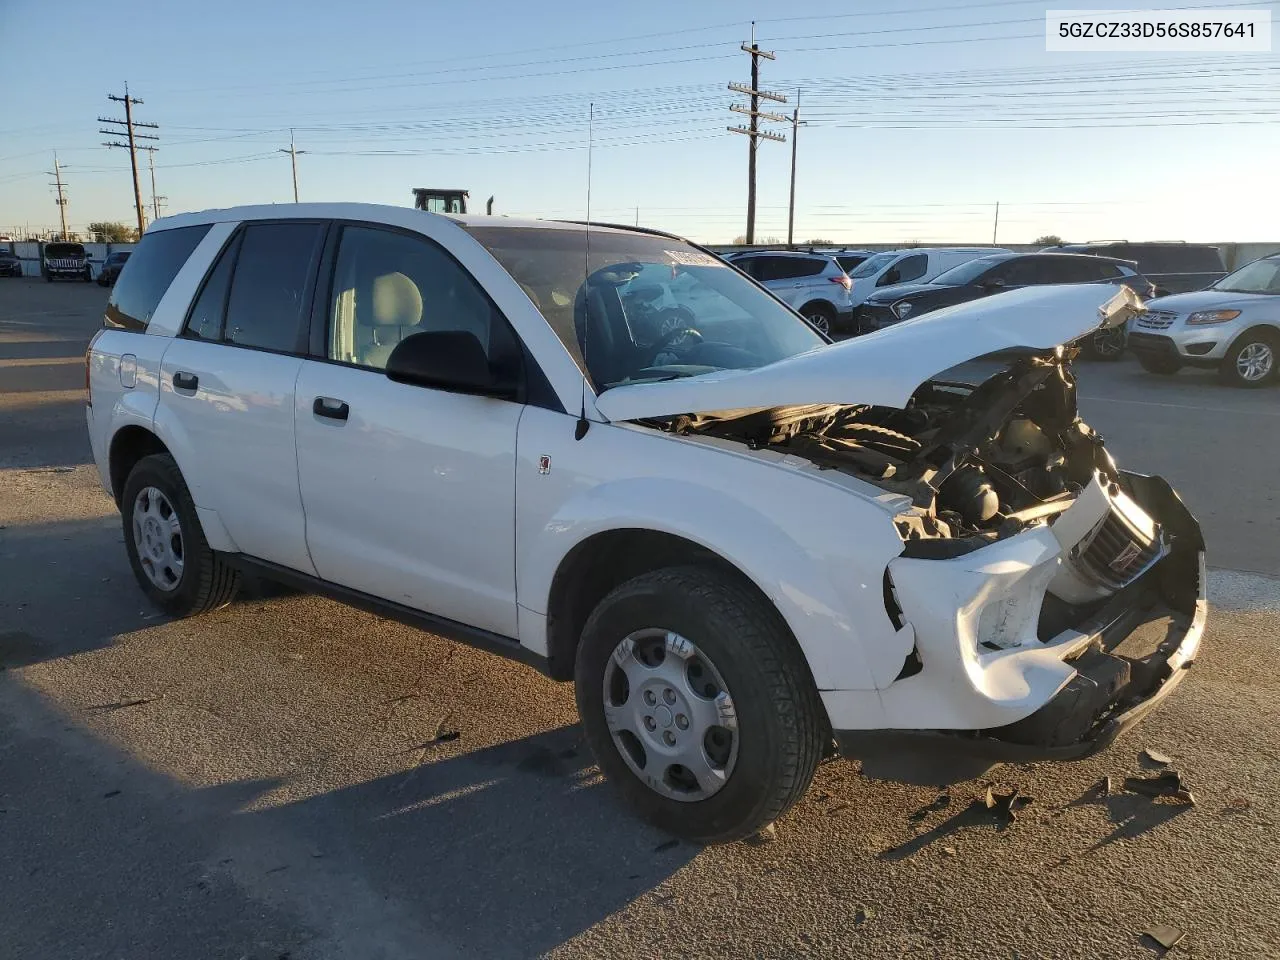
[[787, 89, 806, 247], [728, 22, 786, 245], [992, 201, 1000, 245], [48, 152, 69, 240], [279, 128, 306, 203], [143, 146, 162, 221], [100, 84, 158, 238]]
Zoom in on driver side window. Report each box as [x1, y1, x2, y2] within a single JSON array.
[[328, 225, 515, 373]]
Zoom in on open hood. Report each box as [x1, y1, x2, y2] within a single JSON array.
[[594, 283, 1143, 421]]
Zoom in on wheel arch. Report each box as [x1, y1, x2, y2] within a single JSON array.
[[545, 528, 812, 691], [798, 298, 836, 319], [1224, 323, 1280, 355], [108, 425, 172, 507]]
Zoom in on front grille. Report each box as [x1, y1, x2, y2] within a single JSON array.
[[1135, 310, 1176, 330], [1073, 506, 1164, 591]]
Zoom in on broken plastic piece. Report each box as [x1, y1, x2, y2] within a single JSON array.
[[1142, 923, 1186, 950], [1090, 776, 1115, 799], [1124, 771, 1196, 805], [981, 787, 1032, 824], [1142, 748, 1173, 765]]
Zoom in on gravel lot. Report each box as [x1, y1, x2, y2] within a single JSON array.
[[3, 279, 1279, 959]]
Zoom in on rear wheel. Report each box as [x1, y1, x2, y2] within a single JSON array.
[[575, 566, 826, 844], [800, 302, 835, 336], [1220, 332, 1277, 388], [1138, 353, 1181, 375], [121, 453, 241, 617]]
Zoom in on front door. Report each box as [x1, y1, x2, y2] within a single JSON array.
[[293, 223, 523, 637]]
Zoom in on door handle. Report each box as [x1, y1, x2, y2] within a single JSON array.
[[173, 371, 198, 391], [313, 396, 350, 421]]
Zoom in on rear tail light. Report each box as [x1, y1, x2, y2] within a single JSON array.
[[830, 275, 852, 292]]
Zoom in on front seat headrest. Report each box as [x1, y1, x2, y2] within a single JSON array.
[[372, 272, 423, 327]]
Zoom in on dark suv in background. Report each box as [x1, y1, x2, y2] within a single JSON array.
[[854, 251, 1151, 359], [0, 251, 22, 277], [1043, 242, 1226, 296]]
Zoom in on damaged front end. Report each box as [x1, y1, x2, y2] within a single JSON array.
[[653, 344, 1205, 765]]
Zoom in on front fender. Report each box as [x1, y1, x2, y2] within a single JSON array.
[[515, 412, 912, 693]]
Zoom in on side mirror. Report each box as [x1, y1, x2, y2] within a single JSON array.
[[385, 330, 517, 399], [981, 278, 1007, 291]]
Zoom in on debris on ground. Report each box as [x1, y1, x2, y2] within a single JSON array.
[[942, 846, 957, 857], [910, 792, 952, 822], [1124, 771, 1196, 806], [1142, 748, 1174, 766], [1089, 776, 1116, 799], [981, 787, 1033, 825], [1141, 923, 1187, 950], [745, 823, 778, 845], [851, 903, 874, 926]]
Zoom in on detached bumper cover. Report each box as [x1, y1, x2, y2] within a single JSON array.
[[837, 473, 1205, 763]]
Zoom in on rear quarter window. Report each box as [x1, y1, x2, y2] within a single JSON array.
[[105, 225, 212, 331]]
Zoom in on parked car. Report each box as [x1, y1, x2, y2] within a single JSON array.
[[43, 241, 91, 282], [96, 250, 132, 286], [1127, 252, 1280, 387], [0, 251, 22, 277], [723, 250, 852, 334], [855, 252, 1153, 360], [87, 204, 1204, 843], [847, 247, 1009, 308], [1044, 242, 1226, 296]]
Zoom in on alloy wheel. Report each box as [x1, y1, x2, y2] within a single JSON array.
[[1236, 341, 1274, 382]]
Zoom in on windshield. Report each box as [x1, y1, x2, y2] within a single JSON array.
[[465, 226, 825, 391], [1213, 257, 1280, 294], [46, 243, 84, 258], [931, 256, 1006, 286], [848, 252, 896, 278]]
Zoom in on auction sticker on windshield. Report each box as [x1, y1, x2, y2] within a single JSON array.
[[664, 250, 725, 268]]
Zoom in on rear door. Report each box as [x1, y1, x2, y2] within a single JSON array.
[[156, 220, 327, 574]]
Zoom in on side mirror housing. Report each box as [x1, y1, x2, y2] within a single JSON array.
[[385, 330, 517, 399], [981, 278, 1007, 292]]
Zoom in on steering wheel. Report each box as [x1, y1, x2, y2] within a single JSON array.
[[648, 326, 703, 363]]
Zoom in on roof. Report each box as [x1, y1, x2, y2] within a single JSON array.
[[147, 202, 649, 237]]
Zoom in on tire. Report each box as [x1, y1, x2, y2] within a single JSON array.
[[800, 302, 835, 336], [1081, 327, 1126, 362], [1138, 353, 1181, 375], [84, 269, 92, 282], [121, 453, 241, 617], [1219, 331, 1278, 388], [45, 273, 52, 283], [575, 565, 826, 844]]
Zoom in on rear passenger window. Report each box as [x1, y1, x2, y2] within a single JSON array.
[[224, 222, 326, 353], [104, 224, 211, 331], [183, 233, 241, 341]]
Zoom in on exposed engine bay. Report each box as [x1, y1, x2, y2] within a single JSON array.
[[648, 350, 1167, 596]]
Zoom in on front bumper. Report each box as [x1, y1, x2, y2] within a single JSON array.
[[1128, 328, 1232, 366], [836, 473, 1205, 764]]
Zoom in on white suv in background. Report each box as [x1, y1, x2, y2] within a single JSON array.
[[87, 204, 1204, 844], [848, 247, 1009, 308], [724, 250, 853, 335]]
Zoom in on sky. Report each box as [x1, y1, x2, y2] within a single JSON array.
[[1, 0, 1277, 244]]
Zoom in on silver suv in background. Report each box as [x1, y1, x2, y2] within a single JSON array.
[[724, 250, 853, 335], [1128, 253, 1280, 387]]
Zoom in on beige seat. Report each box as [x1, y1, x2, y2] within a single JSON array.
[[362, 271, 424, 369]]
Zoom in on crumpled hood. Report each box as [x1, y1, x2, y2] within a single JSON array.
[[594, 283, 1144, 421], [1144, 289, 1262, 313]]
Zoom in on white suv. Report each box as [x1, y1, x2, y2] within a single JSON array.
[[87, 204, 1205, 843], [723, 250, 853, 335]]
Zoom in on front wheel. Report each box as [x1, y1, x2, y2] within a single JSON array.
[[1138, 353, 1181, 375], [121, 453, 241, 616], [575, 566, 826, 844], [1220, 332, 1277, 388]]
